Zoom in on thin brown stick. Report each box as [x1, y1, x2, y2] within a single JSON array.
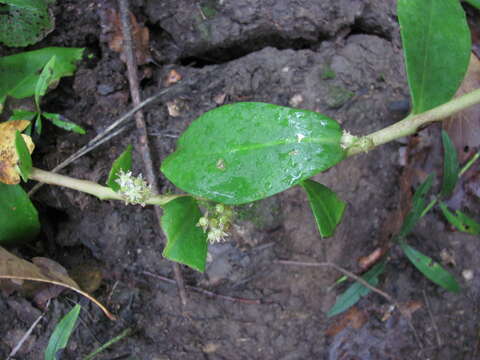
[[275, 259, 393, 302], [7, 301, 49, 359], [423, 289, 442, 347], [118, 0, 187, 306], [276, 259, 424, 348], [142, 271, 265, 305]]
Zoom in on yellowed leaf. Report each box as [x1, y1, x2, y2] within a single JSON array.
[[0, 120, 35, 184], [0, 246, 115, 320]]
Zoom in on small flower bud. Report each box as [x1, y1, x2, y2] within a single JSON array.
[[115, 170, 152, 206], [197, 217, 209, 232], [215, 204, 225, 214]]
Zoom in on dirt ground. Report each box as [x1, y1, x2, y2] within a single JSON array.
[[1, 0, 480, 359]]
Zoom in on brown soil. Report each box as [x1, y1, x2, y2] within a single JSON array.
[[1, 1, 480, 359]]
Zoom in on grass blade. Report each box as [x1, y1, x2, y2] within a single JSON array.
[[45, 304, 81, 360]]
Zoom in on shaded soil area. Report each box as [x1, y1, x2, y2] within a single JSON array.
[[1, 1, 480, 359]]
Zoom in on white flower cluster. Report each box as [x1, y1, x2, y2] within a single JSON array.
[[115, 170, 152, 206], [197, 204, 234, 243]]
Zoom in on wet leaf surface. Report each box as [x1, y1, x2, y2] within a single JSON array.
[[162, 102, 345, 204]]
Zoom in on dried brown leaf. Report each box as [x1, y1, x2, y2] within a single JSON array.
[[443, 53, 480, 162], [106, 9, 151, 66], [0, 120, 34, 184], [325, 307, 367, 336], [0, 246, 115, 320]]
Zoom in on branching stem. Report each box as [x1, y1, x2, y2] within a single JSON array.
[[345, 88, 480, 156], [29, 168, 183, 206]]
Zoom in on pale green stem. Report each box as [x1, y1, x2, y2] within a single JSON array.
[[29, 167, 183, 206], [345, 88, 480, 157], [459, 152, 480, 176]]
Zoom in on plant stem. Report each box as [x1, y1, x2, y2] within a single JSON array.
[[459, 151, 480, 176], [346, 88, 480, 157], [29, 167, 182, 206]]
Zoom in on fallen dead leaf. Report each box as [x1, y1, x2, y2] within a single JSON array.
[[358, 247, 387, 271], [443, 53, 480, 162], [0, 246, 115, 320], [164, 69, 182, 87], [398, 300, 423, 320], [325, 307, 367, 337], [0, 120, 34, 184], [106, 9, 151, 66]]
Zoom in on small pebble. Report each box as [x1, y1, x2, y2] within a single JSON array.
[[462, 269, 474, 281], [97, 84, 115, 95]]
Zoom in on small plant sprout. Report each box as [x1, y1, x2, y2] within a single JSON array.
[[115, 170, 153, 206]]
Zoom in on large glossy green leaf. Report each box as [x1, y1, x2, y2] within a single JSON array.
[[398, 174, 434, 238], [0, 183, 40, 245], [161, 197, 208, 272], [0, 47, 84, 108], [162, 103, 345, 204], [107, 145, 133, 192], [45, 304, 81, 360], [327, 262, 385, 317], [439, 202, 480, 235], [440, 130, 459, 197], [301, 179, 346, 238], [400, 242, 460, 293], [398, 0, 471, 114]]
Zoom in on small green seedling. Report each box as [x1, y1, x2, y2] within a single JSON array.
[[45, 304, 81, 360], [0, 47, 86, 135], [45, 304, 130, 359], [1, 0, 480, 317]]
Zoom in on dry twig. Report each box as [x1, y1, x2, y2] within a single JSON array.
[[117, 0, 187, 306], [6, 301, 49, 360], [275, 259, 393, 302], [143, 271, 266, 305]]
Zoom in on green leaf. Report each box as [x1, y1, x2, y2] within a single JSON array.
[[162, 102, 345, 204], [465, 0, 480, 10], [107, 145, 133, 192], [161, 197, 208, 272], [34, 55, 56, 110], [400, 242, 460, 293], [439, 202, 480, 235], [42, 112, 86, 134], [0, 183, 40, 245], [14, 130, 32, 182], [44, 304, 81, 360], [301, 179, 346, 238], [0, 0, 54, 47], [8, 109, 36, 121], [0, 47, 84, 110], [398, 174, 434, 238], [327, 262, 385, 317], [398, 0, 471, 114], [440, 130, 459, 197]]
